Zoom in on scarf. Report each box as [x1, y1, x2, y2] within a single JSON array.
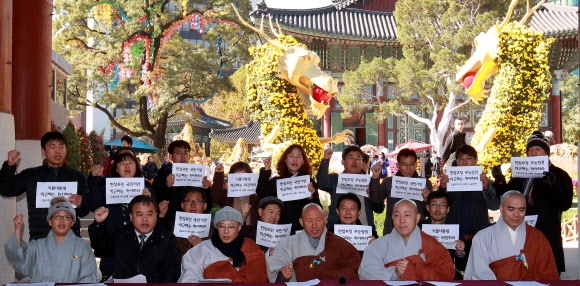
[[211, 229, 246, 268]]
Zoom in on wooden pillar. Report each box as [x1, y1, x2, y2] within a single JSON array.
[[0, 0, 12, 113], [12, 0, 52, 139]]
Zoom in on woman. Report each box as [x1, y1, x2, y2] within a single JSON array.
[[211, 162, 261, 239], [256, 144, 320, 234], [87, 152, 153, 280], [5, 197, 97, 282]]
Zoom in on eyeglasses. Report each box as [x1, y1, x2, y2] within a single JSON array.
[[345, 157, 363, 161], [183, 199, 205, 205], [429, 203, 448, 209], [52, 215, 73, 221], [217, 225, 238, 232], [173, 151, 190, 156]]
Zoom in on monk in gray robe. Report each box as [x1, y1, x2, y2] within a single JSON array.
[[5, 197, 98, 283], [359, 199, 454, 280], [464, 191, 559, 280], [267, 203, 361, 282]]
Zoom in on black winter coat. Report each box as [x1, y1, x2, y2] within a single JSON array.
[[0, 162, 90, 240], [89, 222, 181, 282]]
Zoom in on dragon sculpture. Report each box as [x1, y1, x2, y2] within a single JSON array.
[[233, 5, 353, 169], [456, 0, 553, 171]]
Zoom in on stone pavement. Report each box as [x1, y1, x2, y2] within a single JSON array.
[[562, 241, 579, 280]]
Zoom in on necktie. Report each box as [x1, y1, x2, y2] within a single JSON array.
[[139, 234, 146, 250]]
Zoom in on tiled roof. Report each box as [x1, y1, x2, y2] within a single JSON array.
[[530, 3, 577, 37], [163, 108, 232, 129], [209, 121, 261, 144], [251, 4, 397, 41]]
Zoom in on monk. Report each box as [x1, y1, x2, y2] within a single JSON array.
[[178, 206, 267, 283], [359, 199, 455, 280], [464, 191, 559, 280], [267, 203, 361, 282]]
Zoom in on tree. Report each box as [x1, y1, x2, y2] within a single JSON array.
[[52, 0, 256, 148], [339, 0, 513, 151], [561, 74, 580, 145], [62, 122, 82, 170], [202, 66, 252, 127]]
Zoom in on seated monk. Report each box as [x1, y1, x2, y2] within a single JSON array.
[[464, 191, 559, 280], [359, 199, 455, 280], [267, 203, 361, 282], [178, 206, 267, 283]]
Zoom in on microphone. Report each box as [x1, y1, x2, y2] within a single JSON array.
[[338, 276, 347, 284]]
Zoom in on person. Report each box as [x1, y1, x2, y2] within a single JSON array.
[[330, 193, 378, 257], [380, 151, 390, 178], [121, 135, 133, 147], [442, 118, 466, 167], [87, 152, 154, 280], [178, 206, 268, 283], [437, 145, 499, 258], [143, 156, 158, 182], [496, 130, 573, 274], [159, 187, 211, 257], [464, 191, 560, 280], [419, 150, 433, 178], [317, 146, 384, 232], [161, 156, 172, 170], [256, 144, 320, 234], [211, 162, 260, 236], [89, 195, 181, 282], [206, 160, 216, 181], [359, 199, 455, 280], [0, 131, 89, 240], [252, 196, 285, 282], [267, 203, 361, 282], [5, 197, 98, 283], [544, 130, 555, 145], [431, 150, 442, 178], [368, 148, 433, 235], [419, 192, 467, 280], [153, 140, 213, 224]]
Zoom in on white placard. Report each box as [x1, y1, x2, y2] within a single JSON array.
[[256, 221, 292, 247], [227, 173, 259, 197], [113, 274, 147, 283], [445, 166, 483, 192], [173, 212, 212, 239], [391, 176, 426, 201], [422, 224, 459, 250], [36, 182, 78, 208], [172, 163, 206, 187], [525, 215, 538, 227], [105, 177, 144, 204], [7, 283, 55, 286], [510, 156, 549, 178], [276, 175, 311, 202], [333, 224, 373, 251], [336, 174, 371, 197]]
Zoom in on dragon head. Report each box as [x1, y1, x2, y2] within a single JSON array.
[[277, 45, 338, 119]]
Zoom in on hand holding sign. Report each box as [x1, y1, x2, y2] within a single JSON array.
[[511, 156, 549, 178], [173, 212, 212, 239], [36, 182, 78, 208], [172, 163, 206, 187], [445, 166, 483, 192], [336, 174, 371, 197], [391, 176, 426, 201], [227, 173, 259, 197], [276, 175, 311, 202]]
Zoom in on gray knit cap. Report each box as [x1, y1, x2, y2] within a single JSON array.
[[46, 201, 77, 223], [213, 206, 243, 228]]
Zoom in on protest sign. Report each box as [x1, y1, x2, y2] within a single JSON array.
[[105, 177, 144, 204], [511, 156, 549, 178], [36, 182, 78, 208], [525, 215, 538, 227], [172, 163, 206, 187], [276, 175, 311, 201], [445, 166, 483, 192], [227, 173, 259, 197], [256, 221, 292, 248], [422, 224, 459, 250], [333, 224, 373, 251], [173, 212, 212, 239], [336, 174, 371, 197], [391, 176, 426, 201]]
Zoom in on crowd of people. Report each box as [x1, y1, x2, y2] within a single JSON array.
[[0, 128, 573, 283]]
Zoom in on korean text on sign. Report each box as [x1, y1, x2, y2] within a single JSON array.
[[105, 177, 144, 204], [334, 224, 372, 251], [391, 176, 426, 201], [172, 163, 206, 187], [36, 182, 78, 208], [255, 221, 292, 248], [422, 224, 459, 250], [445, 166, 483, 192], [227, 173, 259, 197], [511, 156, 549, 179], [336, 174, 371, 197], [276, 175, 311, 202], [173, 212, 212, 239]]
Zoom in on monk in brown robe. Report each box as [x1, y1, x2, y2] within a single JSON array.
[[464, 191, 559, 280]]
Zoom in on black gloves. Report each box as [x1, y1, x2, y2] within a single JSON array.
[[542, 171, 556, 187]]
